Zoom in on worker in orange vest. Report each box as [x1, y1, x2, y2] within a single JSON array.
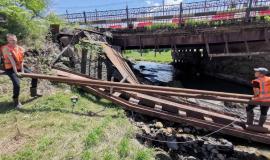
[[1, 34, 41, 108], [246, 67, 270, 127]]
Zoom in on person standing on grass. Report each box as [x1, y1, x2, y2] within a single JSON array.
[[0, 34, 41, 108], [246, 67, 270, 127]]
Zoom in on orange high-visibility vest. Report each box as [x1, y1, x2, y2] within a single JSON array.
[[1, 44, 24, 70], [252, 76, 270, 103]]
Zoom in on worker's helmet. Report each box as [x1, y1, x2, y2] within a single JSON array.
[[254, 67, 269, 75]]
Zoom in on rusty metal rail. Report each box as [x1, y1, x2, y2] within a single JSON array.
[[45, 68, 270, 145], [22, 72, 265, 106], [11, 39, 270, 145]]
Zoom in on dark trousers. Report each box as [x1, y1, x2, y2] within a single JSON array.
[[246, 105, 270, 116], [5, 68, 38, 99]]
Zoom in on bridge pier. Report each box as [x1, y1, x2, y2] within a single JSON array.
[[172, 47, 208, 76]]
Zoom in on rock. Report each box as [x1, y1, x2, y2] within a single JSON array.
[[136, 122, 144, 127], [207, 144, 215, 151], [155, 151, 172, 160], [166, 136, 179, 150], [202, 148, 208, 157], [142, 125, 151, 134], [195, 127, 202, 130], [186, 156, 197, 160], [190, 141, 198, 148], [211, 149, 219, 154], [176, 134, 195, 141], [156, 129, 163, 134], [219, 138, 230, 145], [155, 122, 164, 129], [217, 154, 225, 160], [165, 127, 173, 136], [177, 128, 184, 133], [179, 145, 187, 153], [183, 127, 191, 133]]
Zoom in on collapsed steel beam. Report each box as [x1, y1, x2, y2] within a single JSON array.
[[21, 73, 270, 106], [21, 73, 251, 99], [55, 69, 270, 145]]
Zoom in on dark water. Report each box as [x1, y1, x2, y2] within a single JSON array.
[[134, 61, 174, 83], [134, 61, 252, 95]]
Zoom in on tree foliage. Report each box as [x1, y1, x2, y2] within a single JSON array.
[[0, 0, 64, 48]]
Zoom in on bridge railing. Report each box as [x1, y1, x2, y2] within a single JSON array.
[[61, 0, 270, 28]]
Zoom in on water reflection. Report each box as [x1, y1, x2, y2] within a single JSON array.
[[133, 61, 252, 94]]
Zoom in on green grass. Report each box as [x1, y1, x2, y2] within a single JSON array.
[[135, 149, 154, 160], [118, 137, 130, 158], [0, 76, 155, 160], [123, 49, 173, 63]]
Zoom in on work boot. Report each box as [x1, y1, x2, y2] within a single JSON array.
[[30, 87, 42, 97], [13, 98, 23, 109], [258, 115, 267, 127], [246, 112, 254, 125]]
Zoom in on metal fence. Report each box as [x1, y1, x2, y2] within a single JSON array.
[[61, 0, 270, 28]]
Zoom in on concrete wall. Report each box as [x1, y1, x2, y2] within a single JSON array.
[[203, 54, 270, 83]]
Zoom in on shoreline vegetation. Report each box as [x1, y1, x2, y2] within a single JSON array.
[[123, 49, 173, 64]]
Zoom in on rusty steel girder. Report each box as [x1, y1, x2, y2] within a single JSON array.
[[112, 25, 270, 55], [52, 68, 270, 145]]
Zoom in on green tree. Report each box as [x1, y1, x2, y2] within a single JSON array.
[[0, 0, 64, 48]]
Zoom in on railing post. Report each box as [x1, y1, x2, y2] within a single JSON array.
[[95, 9, 98, 20], [83, 11, 87, 24], [179, 2, 183, 27], [163, 0, 165, 16], [204, 0, 207, 12], [66, 10, 69, 23], [126, 5, 129, 27], [245, 0, 253, 22]]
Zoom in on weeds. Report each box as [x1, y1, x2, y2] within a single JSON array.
[[85, 117, 111, 148], [103, 150, 118, 160], [0, 89, 155, 159], [118, 137, 130, 158], [81, 151, 93, 160], [146, 23, 178, 30], [135, 149, 154, 160], [124, 49, 172, 63], [37, 136, 54, 152]]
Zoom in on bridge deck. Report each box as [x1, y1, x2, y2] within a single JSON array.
[[110, 24, 270, 56]]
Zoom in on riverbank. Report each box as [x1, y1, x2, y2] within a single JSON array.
[[123, 50, 173, 64]]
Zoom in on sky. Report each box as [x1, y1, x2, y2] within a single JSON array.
[[50, 0, 194, 14]]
